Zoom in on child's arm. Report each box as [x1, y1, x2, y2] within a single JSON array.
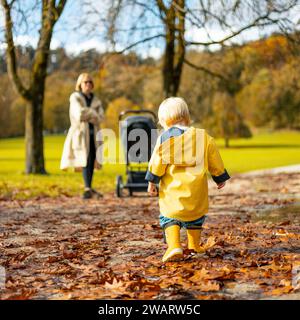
[[207, 135, 230, 188], [145, 136, 167, 196], [217, 181, 226, 189], [147, 182, 158, 196]]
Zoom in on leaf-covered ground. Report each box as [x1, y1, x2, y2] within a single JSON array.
[[0, 171, 300, 300]]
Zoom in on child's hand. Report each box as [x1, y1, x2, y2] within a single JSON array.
[[147, 182, 158, 196], [217, 182, 226, 189]]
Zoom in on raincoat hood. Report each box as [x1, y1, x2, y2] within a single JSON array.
[[158, 127, 204, 167]]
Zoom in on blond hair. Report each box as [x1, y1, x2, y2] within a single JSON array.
[[158, 97, 190, 128], [75, 73, 94, 91]]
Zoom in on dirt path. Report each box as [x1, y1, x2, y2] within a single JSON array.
[[0, 171, 300, 300]]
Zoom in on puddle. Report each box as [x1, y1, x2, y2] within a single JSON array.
[[251, 203, 300, 225], [223, 282, 263, 299]]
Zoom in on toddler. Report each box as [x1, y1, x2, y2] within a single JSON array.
[[145, 97, 230, 262]]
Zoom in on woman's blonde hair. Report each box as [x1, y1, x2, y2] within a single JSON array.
[[75, 73, 94, 91], [158, 97, 190, 128]]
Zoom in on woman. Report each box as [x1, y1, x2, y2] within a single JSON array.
[[60, 73, 104, 199]]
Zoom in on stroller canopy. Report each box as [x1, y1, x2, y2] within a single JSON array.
[[120, 115, 158, 164]]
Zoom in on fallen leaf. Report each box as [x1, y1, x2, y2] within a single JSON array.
[[203, 236, 217, 250], [63, 250, 78, 259], [268, 286, 293, 296], [192, 280, 221, 292], [104, 278, 126, 291]]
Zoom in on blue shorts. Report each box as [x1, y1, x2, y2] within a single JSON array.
[[159, 214, 206, 230]]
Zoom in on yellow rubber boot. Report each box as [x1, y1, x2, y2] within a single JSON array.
[[187, 229, 205, 253], [162, 225, 183, 262]]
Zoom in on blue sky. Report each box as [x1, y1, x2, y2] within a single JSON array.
[[1, 0, 300, 58]]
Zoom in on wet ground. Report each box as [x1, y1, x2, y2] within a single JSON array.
[[251, 203, 300, 225], [0, 170, 299, 300]]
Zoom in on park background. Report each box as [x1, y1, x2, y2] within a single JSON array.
[[1, 1, 300, 199], [1, 1, 300, 301]]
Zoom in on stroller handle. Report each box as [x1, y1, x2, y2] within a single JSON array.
[[119, 109, 157, 122]]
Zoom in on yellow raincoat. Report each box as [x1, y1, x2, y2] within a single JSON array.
[[148, 127, 228, 221]]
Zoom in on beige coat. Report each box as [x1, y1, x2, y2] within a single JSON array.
[[60, 92, 104, 170]]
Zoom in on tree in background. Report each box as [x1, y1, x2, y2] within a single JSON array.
[[270, 59, 300, 129], [104, 0, 299, 98], [44, 72, 74, 134], [236, 34, 300, 129], [104, 97, 140, 133], [0, 33, 299, 142], [210, 91, 251, 147], [237, 58, 300, 129], [99, 0, 298, 144], [0, 73, 21, 137], [182, 46, 252, 146], [1, 0, 67, 173], [95, 53, 155, 108]]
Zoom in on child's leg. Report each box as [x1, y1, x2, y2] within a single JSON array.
[[186, 228, 205, 253], [162, 224, 183, 262], [185, 216, 206, 253]]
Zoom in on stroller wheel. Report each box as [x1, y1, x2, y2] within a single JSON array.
[[116, 175, 123, 198]]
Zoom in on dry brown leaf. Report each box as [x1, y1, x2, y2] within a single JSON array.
[[47, 256, 61, 263], [279, 279, 291, 287], [268, 286, 293, 296], [203, 236, 217, 250], [63, 250, 78, 259], [104, 278, 126, 291], [189, 269, 210, 282], [192, 280, 221, 292], [1, 172, 300, 300]]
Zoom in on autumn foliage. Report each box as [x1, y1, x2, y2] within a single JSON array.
[[0, 35, 300, 141], [1, 172, 299, 300]]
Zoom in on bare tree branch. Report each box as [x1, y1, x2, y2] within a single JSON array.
[[114, 33, 164, 53], [184, 57, 228, 82], [0, 0, 31, 99], [55, 0, 67, 18], [186, 14, 275, 46], [132, 0, 163, 21], [156, 0, 167, 15]]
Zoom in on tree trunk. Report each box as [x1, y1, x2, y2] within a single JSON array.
[[163, 34, 184, 98], [1, 0, 67, 174], [163, 41, 175, 98], [161, 0, 185, 98], [172, 0, 185, 97], [225, 137, 230, 148], [24, 40, 50, 174], [25, 93, 46, 174], [23, 12, 54, 174], [162, 6, 175, 98]]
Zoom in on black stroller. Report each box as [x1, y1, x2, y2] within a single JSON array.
[[116, 110, 158, 197]]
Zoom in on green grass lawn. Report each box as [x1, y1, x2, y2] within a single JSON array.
[[0, 130, 299, 199], [217, 131, 300, 173]]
